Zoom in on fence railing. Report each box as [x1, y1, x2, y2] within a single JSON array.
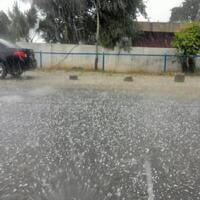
[[34, 51, 200, 72]]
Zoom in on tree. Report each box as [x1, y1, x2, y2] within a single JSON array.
[[173, 23, 200, 72], [170, 0, 200, 22], [30, 0, 145, 70], [8, 2, 38, 42], [30, 0, 145, 47], [93, 0, 100, 71], [90, 0, 145, 69], [31, 0, 91, 44], [9, 2, 28, 41], [93, 0, 145, 48], [0, 11, 11, 39]]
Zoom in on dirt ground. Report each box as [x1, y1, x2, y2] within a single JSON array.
[[13, 70, 200, 100]]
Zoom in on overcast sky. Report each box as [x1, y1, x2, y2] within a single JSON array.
[[1, 0, 184, 22], [0, 0, 30, 13]]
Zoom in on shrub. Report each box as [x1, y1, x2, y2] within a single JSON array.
[[173, 23, 200, 72]]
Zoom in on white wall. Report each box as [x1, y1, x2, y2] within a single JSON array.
[[17, 42, 185, 73]]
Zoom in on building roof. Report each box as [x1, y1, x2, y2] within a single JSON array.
[[138, 22, 188, 33]]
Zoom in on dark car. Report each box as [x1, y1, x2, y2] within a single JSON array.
[[0, 39, 37, 78]]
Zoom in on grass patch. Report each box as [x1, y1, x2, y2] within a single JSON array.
[[35, 66, 182, 77]]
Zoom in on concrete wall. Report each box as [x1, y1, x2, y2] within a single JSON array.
[[17, 42, 188, 73]]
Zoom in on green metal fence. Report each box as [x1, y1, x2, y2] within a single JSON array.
[[35, 51, 200, 72]]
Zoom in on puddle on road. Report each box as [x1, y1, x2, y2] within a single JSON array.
[[29, 87, 56, 96], [0, 95, 23, 104]]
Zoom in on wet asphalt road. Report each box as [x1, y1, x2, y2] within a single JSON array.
[[0, 75, 200, 200]]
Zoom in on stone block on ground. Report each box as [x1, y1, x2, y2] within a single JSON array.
[[174, 73, 185, 83], [124, 76, 133, 82], [69, 75, 78, 80]]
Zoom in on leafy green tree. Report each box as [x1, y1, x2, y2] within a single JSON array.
[[26, 6, 38, 29], [9, 2, 38, 42], [9, 2, 28, 41], [29, 0, 145, 70], [89, 0, 145, 69], [0, 11, 11, 39], [170, 0, 200, 22], [32, 0, 91, 43], [173, 23, 200, 72], [30, 0, 145, 48], [94, 0, 145, 49]]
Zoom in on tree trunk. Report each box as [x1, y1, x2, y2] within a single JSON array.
[[181, 56, 188, 72], [94, 1, 100, 71], [188, 56, 195, 73]]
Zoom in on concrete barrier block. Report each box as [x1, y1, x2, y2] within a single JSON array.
[[69, 75, 78, 80], [174, 73, 185, 82], [124, 76, 134, 82]]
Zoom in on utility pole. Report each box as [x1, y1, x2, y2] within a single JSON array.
[[94, 0, 100, 71]]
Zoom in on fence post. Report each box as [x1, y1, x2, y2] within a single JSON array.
[[102, 52, 105, 71], [40, 51, 43, 68], [163, 53, 167, 72]]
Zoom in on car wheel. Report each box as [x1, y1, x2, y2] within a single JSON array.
[[0, 63, 7, 79], [11, 63, 23, 78]]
